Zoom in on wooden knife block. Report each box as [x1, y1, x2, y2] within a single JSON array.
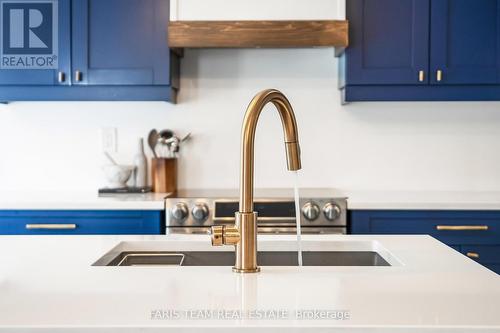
[[152, 158, 177, 193]]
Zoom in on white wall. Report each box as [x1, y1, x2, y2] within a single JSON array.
[[1, 0, 500, 192]]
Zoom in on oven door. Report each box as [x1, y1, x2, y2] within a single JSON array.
[[166, 226, 346, 235]]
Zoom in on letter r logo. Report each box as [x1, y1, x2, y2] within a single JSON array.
[[9, 8, 48, 48], [2, 2, 54, 54]]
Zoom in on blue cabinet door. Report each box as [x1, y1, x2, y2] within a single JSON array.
[[430, 0, 500, 84], [71, 0, 172, 86], [344, 0, 430, 85], [0, 0, 71, 85]]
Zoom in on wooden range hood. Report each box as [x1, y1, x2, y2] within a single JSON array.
[[168, 20, 348, 53]]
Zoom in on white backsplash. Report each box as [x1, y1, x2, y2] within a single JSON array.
[[1, 48, 500, 191]]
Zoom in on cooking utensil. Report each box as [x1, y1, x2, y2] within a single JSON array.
[[155, 130, 192, 158], [159, 129, 174, 142], [167, 136, 181, 155], [169, 132, 191, 154], [158, 129, 175, 158], [177, 132, 191, 152], [157, 137, 170, 158], [104, 152, 118, 165], [147, 129, 159, 158]]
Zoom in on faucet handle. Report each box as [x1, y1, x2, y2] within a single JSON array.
[[211, 225, 240, 246], [211, 226, 224, 246]]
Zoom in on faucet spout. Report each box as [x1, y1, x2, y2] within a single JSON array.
[[240, 89, 302, 213], [211, 89, 302, 273]]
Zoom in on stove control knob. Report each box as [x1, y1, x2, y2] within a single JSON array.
[[302, 201, 320, 221], [171, 202, 189, 221], [192, 203, 209, 222], [323, 202, 341, 221]]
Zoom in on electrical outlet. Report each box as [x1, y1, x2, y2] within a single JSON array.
[[101, 127, 117, 153]]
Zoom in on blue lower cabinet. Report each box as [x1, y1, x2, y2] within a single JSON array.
[[349, 210, 500, 273], [349, 210, 500, 245], [484, 264, 500, 275], [461, 245, 500, 265], [0, 210, 164, 235]]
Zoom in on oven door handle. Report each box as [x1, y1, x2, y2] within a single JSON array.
[[166, 226, 347, 235], [257, 227, 346, 235]]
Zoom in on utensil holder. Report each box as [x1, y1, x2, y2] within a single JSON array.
[[152, 158, 177, 193]]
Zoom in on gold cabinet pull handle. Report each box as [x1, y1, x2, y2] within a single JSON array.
[[436, 225, 489, 231], [436, 69, 443, 82], [466, 252, 480, 259], [75, 70, 83, 82], [26, 224, 77, 230], [58, 71, 65, 83], [418, 70, 425, 82]]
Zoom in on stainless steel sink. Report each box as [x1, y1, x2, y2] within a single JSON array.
[[97, 251, 390, 267]]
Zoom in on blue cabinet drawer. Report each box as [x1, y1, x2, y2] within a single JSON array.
[[0, 210, 164, 235], [350, 211, 500, 245], [461, 245, 500, 264]]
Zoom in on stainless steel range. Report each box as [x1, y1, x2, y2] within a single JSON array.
[[165, 189, 347, 235]]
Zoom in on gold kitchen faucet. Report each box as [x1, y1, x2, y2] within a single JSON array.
[[211, 89, 302, 273]]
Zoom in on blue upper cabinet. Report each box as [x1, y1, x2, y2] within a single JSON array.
[[0, 0, 71, 86], [344, 0, 430, 85], [430, 0, 499, 85], [0, 0, 179, 102], [341, 0, 500, 102], [71, 0, 172, 86]]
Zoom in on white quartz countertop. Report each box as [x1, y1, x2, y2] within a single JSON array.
[[345, 190, 500, 210], [0, 191, 169, 210], [0, 234, 498, 332], [2, 190, 500, 211]]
